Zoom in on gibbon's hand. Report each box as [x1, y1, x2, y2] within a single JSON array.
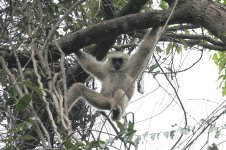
[[75, 49, 82, 56]]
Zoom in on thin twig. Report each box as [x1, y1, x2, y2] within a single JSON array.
[[0, 56, 23, 98], [30, 38, 63, 144], [40, 0, 86, 56], [54, 38, 81, 142]]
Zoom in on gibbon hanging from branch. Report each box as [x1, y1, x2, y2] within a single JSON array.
[[67, 27, 162, 120]]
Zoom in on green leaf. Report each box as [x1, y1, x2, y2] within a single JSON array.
[[20, 80, 33, 87], [150, 133, 155, 140], [218, 58, 226, 73], [179, 127, 189, 135], [126, 130, 136, 138], [116, 120, 125, 133], [87, 140, 105, 150], [149, 64, 158, 72], [212, 52, 226, 96], [20, 135, 35, 141], [159, 1, 168, 9], [15, 94, 31, 111], [215, 130, 220, 139], [212, 53, 218, 64], [184, 29, 190, 35], [170, 130, 176, 139], [64, 139, 84, 149], [32, 86, 43, 95], [134, 136, 141, 149], [1, 137, 16, 143], [165, 67, 172, 72], [166, 42, 172, 55], [18, 80, 42, 95], [128, 121, 134, 131], [223, 81, 226, 96], [153, 70, 160, 78], [175, 44, 182, 54], [163, 131, 169, 139], [5, 145, 17, 150], [155, 46, 163, 53]]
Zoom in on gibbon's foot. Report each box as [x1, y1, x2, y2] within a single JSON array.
[[111, 106, 121, 120]]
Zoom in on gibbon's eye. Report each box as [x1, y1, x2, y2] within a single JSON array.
[[112, 58, 123, 70]]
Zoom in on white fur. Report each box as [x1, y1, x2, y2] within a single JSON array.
[[67, 27, 161, 120]]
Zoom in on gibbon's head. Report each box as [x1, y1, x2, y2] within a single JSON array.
[[106, 51, 129, 72]]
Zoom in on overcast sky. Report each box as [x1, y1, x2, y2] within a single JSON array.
[[126, 50, 225, 149]]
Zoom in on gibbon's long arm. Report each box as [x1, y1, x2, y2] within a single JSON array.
[[75, 50, 106, 80], [128, 27, 161, 78]]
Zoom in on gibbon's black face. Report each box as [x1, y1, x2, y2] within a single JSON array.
[[112, 58, 123, 70]]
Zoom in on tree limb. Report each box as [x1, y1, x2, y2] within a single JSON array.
[[3, 0, 226, 69]]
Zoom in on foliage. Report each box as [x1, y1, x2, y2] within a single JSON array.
[[212, 51, 226, 96]]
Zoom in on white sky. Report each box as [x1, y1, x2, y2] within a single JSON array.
[[126, 50, 226, 150]]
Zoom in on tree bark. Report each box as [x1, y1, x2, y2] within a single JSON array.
[[2, 0, 226, 68]]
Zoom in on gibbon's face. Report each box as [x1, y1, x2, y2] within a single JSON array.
[[112, 57, 124, 70], [107, 52, 129, 72]]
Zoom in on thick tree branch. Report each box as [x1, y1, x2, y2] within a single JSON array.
[[3, 0, 226, 69], [51, 0, 226, 60], [48, 11, 166, 59], [166, 33, 225, 47], [173, 0, 226, 43]]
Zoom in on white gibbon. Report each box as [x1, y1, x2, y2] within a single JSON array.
[[67, 27, 161, 120]]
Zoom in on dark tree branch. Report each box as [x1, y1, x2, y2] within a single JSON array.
[[3, 0, 226, 69], [166, 33, 225, 47], [173, 0, 226, 43], [116, 0, 148, 17], [183, 39, 225, 51], [92, 0, 149, 61], [101, 0, 115, 19], [167, 24, 200, 31], [162, 37, 226, 51]]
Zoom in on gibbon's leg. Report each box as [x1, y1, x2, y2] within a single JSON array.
[[111, 89, 129, 120], [67, 83, 83, 111], [67, 83, 112, 111]]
